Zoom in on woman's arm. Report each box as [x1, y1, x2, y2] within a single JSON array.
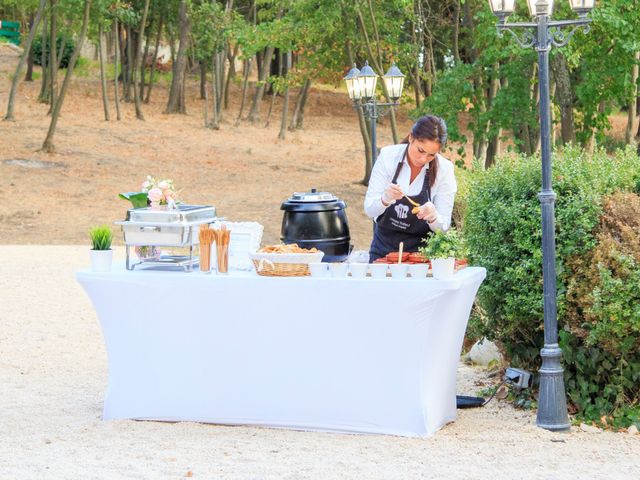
[[364, 149, 395, 219], [427, 160, 457, 232]]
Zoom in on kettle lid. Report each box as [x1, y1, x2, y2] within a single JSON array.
[[288, 188, 337, 203]]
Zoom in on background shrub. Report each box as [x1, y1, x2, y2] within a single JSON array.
[[32, 34, 76, 69], [463, 146, 640, 426]]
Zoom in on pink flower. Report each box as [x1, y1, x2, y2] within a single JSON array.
[[147, 187, 163, 203], [158, 180, 170, 190]]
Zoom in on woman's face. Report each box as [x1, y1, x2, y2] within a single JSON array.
[[407, 136, 440, 168]]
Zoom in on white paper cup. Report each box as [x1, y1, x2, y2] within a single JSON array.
[[309, 262, 328, 278], [369, 263, 388, 279], [349, 263, 368, 278], [329, 262, 349, 278], [431, 257, 455, 279], [408, 263, 429, 279], [389, 263, 409, 279]]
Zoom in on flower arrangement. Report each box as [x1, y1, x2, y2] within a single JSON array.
[[141, 175, 179, 209], [119, 176, 181, 210], [419, 228, 466, 259]]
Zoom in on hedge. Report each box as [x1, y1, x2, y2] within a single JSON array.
[[462, 146, 640, 427]]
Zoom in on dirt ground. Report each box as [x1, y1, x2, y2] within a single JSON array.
[[0, 45, 420, 250]]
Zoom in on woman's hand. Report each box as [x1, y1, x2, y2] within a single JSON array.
[[381, 183, 404, 206], [413, 201, 438, 223]]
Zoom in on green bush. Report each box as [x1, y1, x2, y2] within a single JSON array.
[[463, 145, 640, 426], [32, 34, 75, 69]]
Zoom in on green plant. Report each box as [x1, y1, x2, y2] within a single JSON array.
[[419, 228, 466, 259], [89, 226, 113, 250]]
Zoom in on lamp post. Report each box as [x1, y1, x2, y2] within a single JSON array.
[[487, 0, 594, 431], [343, 61, 405, 167]]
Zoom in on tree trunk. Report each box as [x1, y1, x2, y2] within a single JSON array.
[[165, 0, 190, 114], [209, 53, 220, 129], [278, 52, 292, 140], [247, 46, 276, 123], [235, 57, 252, 125], [216, 51, 224, 120], [345, 38, 373, 185], [144, 16, 163, 104], [124, 26, 134, 102], [223, 43, 238, 110], [54, 35, 66, 71], [625, 52, 640, 145], [113, 19, 122, 120], [139, 17, 152, 102], [551, 52, 575, 145], [38, 17, 49, 104], [98, 23, 110, 121], [4, 0, 46, 121], [452, 0, 460, 63], [265, 50, 282, 128], [49, 0, 58, 114], [289, 77, 310, 131], [132, 0, 149, 119], [356, 2, 399, 143], [199, 61, 207, 100], [42, 0, 92, 153], [24, 13, 36, 82]]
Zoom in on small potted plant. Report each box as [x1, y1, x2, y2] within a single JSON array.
[[89, 225, 113, 272], [419, 229, 465, 279]]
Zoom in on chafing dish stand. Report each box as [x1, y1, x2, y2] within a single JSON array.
[[115, 205, 218, 272]]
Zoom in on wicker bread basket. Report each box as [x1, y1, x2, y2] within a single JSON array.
[[250, 251, 324, 277]]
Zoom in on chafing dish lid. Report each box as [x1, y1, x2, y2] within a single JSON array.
[[121, 204, 217, 224]]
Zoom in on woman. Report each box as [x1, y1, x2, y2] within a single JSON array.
[[364, 115, 457, 262]]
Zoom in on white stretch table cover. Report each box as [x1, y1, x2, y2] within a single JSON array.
[[77, 265, 486, 437]]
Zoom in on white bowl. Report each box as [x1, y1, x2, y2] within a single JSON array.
[[369, 263, 388, 279], [349, 263, 368, 278], [309, 262, 328, 278], [408, 263, 429, 279], [389, 263, 409, 279], [329, 262, 349, 278]]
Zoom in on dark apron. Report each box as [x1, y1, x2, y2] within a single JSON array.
[[369, 147, 432, 262]]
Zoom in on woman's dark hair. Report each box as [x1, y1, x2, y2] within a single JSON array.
[[401, 115, 447, 188]]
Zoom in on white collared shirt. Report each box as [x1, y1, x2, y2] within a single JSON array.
[[364, 143, 457, 232]]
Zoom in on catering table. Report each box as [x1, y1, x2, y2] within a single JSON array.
[[77, 265, 486, 437]]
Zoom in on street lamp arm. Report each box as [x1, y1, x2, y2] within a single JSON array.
[[497, 24, 537, 49], [548, 22, 591, 48], [497, 18, 591, 51]]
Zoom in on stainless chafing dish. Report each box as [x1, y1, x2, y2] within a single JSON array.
[[115, 204, 218, 271]]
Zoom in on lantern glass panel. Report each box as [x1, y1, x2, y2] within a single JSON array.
[[569, 0, 594, 11], [346, 77, 361, 100], [359, 75, 378, 99], [383, 76, 405, 100], [488, 0, 516, 14]]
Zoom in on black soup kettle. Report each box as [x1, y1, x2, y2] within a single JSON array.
[[280, 188, 351, 262]]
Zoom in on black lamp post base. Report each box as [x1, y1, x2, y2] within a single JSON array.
[[536, 345, 571, 431]]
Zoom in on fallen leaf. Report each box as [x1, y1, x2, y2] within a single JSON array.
[[496, 385, 509, 400]]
